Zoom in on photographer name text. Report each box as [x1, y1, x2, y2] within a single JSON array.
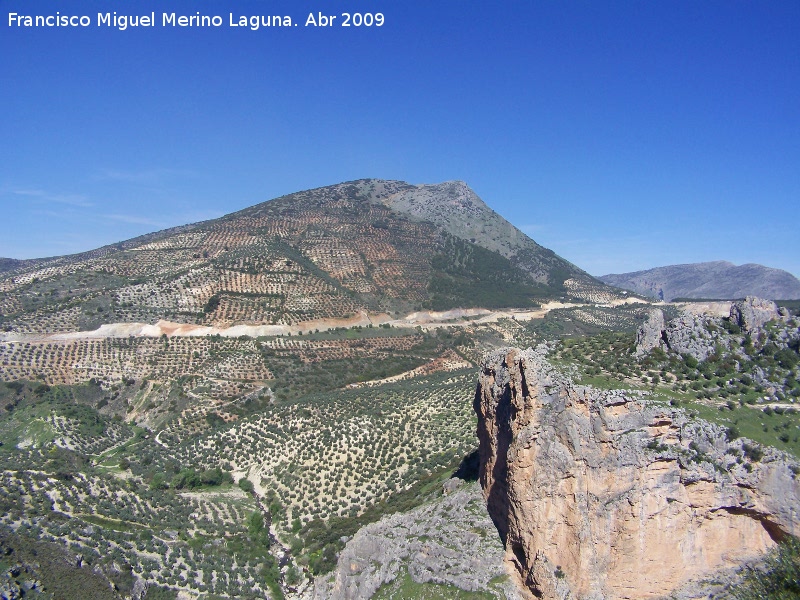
[[7, 11, 385, 31]]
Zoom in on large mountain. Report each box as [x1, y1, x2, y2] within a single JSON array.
[[599, 261, 800, 301], [0, 179, 611, 334]]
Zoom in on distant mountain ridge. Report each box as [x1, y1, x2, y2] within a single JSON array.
[[599, 261, 800, 301]]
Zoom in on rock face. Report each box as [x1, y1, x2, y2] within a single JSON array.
[[368, 180, 593, 288], [662, 312, 721, 361], [634, 309, 721, 362], [313, 480, 522, 600], [634, 297, 792, 362], [474, 347, 800, 600], [730, 296, 783, 332], [633, 309, 665, 357]]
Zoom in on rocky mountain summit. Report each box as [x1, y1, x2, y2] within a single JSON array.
[[474, 346, 800, 600], [600, 261, 800, 301], [362, 180, 586, 287]]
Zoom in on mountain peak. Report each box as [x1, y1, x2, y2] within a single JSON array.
[[0, 179, 612, 335]]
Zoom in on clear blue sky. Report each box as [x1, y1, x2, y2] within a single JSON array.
[[1, 0, 798, 277]]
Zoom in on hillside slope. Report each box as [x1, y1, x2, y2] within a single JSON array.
[[599, 261, 800, 301], [0, 179, 611, 334]]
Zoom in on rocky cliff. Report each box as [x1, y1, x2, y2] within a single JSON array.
[[635, 308, 723, 362], [729, 296, 787, 333], [474, 346, 800, 600]]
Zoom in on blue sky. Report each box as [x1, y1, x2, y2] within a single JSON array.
[[1, 0, 798, 277]]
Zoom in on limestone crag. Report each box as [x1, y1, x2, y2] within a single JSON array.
[[634, 309, 722, 361], [633, 309, 665, 357], [312, 480, 522, 600], [662, 311, 722, 361], [633, 297, 795, 362], [729, 296, 784, 333], [474, 346, 800, 600]]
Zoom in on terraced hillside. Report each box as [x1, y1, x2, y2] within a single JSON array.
[[0, 363, 480, 598], [0, 300, 658, 600], [2, 289, 798, 598], [0, 179, 650, 599], [0, 180, 610, 335]]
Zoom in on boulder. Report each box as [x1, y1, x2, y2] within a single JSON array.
[[663, 312, 720, 362]]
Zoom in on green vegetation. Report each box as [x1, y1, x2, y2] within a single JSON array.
[[733, 535, 800, 599], [0, 323, 483, 596], [527, 304, 653, 339], [261, 329, 468, 402], [298, 453, 470, 575], [171, 466, 233, 490], [549, 318, 800, 458], [373, 568, 498, 599], [0, 380, 133, 457], [268, 354, 424, 402], [0, 450, 267, 598], [661, 398, 800, 459], [428, 235, 549, 310], [203, 294, 221, 313], [0, 528, 128, 600]]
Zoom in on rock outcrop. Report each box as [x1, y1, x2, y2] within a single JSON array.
[[729, 296, 783, 333], [633, 309, 665, 357], [474, 346, 800, 600], [313, 480, 522, 600], [662, 311, 721, 361], [634, 309, 721, 361]]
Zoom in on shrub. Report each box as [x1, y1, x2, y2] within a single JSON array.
[[733, 535, 800, 599], [743, 443, 764, 462], [683, 354, 698, 369], [203, 295, 221, 314]]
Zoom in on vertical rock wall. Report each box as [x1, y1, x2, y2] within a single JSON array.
[[474, 347, 800, 600]]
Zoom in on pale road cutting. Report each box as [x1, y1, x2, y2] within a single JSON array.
[[0, 297, 699, 344]]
